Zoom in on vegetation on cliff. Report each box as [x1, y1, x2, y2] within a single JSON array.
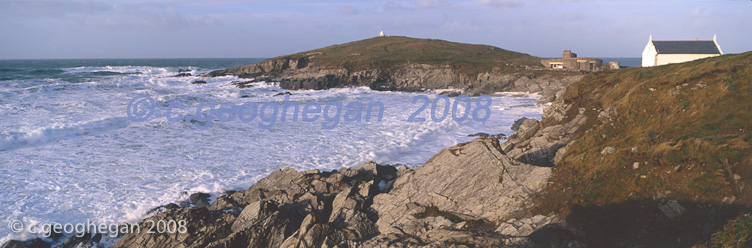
[[207, 36, 582, 94], [271, 36, 543, 74], [535, 52, 752, 246]]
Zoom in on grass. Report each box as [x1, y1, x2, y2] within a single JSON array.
[[536, 52, 752, 213], [698, 213, 752, 248], [266, 36, 550, 75]]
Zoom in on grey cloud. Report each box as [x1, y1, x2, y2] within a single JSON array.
[[416, 0, 449, 9], [339, 5, 359, 15], [0, 0, 113, 18], [384, 1, 410, 11], [477, 0, 522, 7]]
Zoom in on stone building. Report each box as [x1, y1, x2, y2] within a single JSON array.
[[641, 35, 723, 67], [541, 50, 603, 71]]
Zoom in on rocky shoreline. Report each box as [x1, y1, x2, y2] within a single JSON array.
[[8, 65, 749, 246], [204, 55, 583, 104], [49, 139, 563, 248], [102, 88, 590, 247], [5, 87, 585, 248]]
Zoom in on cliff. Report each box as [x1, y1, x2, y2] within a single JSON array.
[[205, 36, 583, 100], [508, 51, 752, 247]]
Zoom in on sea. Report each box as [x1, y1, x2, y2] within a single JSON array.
[[0, 58, 544, 245], [598, 57, 642, 68]]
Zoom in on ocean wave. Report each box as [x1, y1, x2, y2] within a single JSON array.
[[28, 69, 65, 75], [0, 117, 129, 152], [62, 66, 170, 75], [91, 71, 143, 76]]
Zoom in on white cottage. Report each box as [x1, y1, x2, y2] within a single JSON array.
[[641, 35, 723, 67]]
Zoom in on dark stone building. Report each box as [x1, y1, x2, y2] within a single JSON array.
[[541, 50, 603, 71]]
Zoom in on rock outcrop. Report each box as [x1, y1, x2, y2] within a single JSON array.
[[206, 57, 582, 100], [204, 36, 583, 101], [105, 138, 555, 248], [110, 162, 395, 248], [501, 94, 585, 167], [371, 138, 551, 246]]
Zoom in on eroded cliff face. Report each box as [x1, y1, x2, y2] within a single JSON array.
[[205, 55, 583, 101]]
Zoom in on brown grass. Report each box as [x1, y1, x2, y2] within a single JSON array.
[[537, 52, 752, 213], [269, 36, 548, 75]]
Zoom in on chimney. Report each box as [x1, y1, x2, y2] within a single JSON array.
[[563, 50, 576, 59]]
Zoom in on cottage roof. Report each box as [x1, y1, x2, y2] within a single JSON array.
[[652, 41, 720, 54]]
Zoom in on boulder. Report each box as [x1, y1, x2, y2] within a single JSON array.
[[172, 73, 192, 77], [438, 90, 462, 97], [189, 192, 211, 208], [230, 80, 254, 88], [372, 138, 551, 242], [502, 99, 586, 167]]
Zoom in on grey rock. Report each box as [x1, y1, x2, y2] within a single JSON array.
[[511, 117, 532, 131], [204, 57, 582, 102], [658, 200, 685, 219], [722, 196, 736, 204], [230, 80, 254, 88], [372, 138, 551, 244], [468, 132, 507, 140], [189, 192, 211, 208], [57, 233, 101, 248], [172, 73, 192, 77], [112, 161, 399, 248], [110, 137, 562, 248], [1, 238, 51, 248], [438, 91, 462, 97]]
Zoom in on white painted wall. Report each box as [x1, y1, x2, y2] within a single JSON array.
[[655, 54, 720, 66], [641, 41, 657, 67], [641, 34, 723, 67]]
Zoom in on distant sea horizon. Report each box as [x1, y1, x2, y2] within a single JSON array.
[[597, 57, 641, 68], [1, 57, 643, 68]]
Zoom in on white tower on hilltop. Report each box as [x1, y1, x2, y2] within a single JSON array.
[[379, 31, 385, 37]]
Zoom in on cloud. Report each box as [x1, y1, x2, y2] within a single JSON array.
[[477, 0, 522, 7], [338, 5, 359, 15], [0, 0, 113, 18], [384, 1, 409, 11], [417, 0, 449, 9], [0, 1, 224, 32], [686, 7, 711, 19]]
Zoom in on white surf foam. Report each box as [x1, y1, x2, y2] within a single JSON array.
[[0, 65, 544, 244]]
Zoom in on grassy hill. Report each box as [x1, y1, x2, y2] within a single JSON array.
[[535, 52, 752, 246], [270, 36, 543, 74]]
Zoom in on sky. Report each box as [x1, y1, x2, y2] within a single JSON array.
[[0, 0, 750, 59]]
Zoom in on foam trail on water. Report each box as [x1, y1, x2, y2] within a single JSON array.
[[0, 117, 130, 151]]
